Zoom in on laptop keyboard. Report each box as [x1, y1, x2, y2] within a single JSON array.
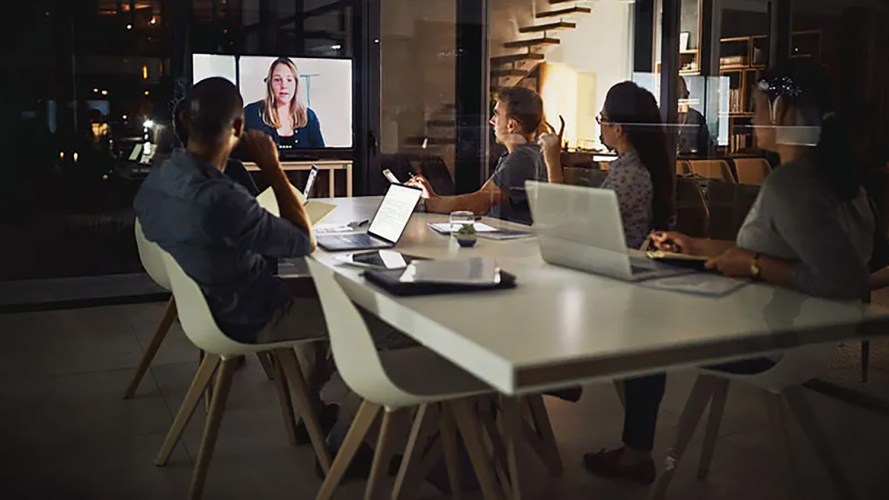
[[341, 234, 373, 245]]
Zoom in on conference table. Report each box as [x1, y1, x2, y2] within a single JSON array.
[[299, 196, 889, 396]]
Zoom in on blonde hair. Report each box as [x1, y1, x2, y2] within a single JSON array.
[[262, 57, 308, 130]]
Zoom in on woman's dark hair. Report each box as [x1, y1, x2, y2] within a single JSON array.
[[603, 81, 674, 230], [758, 59, 859, 201]]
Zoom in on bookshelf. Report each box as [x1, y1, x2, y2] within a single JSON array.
[[673, 28, 822, 153]]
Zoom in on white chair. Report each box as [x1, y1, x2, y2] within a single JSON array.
[[123, 220, 179, 398], [154, 247, 332, 500], [308, 258, 534, 500], [125, 221, 277, 399], [652, 343, 857, 500]]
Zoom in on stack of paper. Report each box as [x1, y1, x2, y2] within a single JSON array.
[[399, 257, 501, 285], [256, 185, 335, 224]]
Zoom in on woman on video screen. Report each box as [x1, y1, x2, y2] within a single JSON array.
[[243, 57, 325, 149]]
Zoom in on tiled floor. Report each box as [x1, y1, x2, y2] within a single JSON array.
[[1, 302, 887, 499]]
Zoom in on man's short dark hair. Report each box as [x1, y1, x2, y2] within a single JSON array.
[[493, 86, 544, 136], [185, 77, 244, 146]]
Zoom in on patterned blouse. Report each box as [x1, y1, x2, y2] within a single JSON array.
[[601, 149, 654, 249]]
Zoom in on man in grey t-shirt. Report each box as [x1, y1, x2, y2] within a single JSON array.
[[408, 87, 547, 225]]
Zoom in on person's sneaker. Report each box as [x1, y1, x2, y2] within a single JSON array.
[[582, 447, 656, 485]]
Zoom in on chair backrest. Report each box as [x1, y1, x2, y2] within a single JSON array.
[[689, 159, 735, 183], [733, 158, 771, 185], [306, 259, 413, 408], [706, 181, 761, 240], [420, 156, 455, 195], [674, 178, 710, 237], [158, 246, 260, 357], [563, 167, 608, 188], [134, 218, 171, 291]]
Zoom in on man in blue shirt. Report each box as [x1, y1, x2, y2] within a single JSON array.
[[134, 78, 326, 372], [407, 87, 547, 225]]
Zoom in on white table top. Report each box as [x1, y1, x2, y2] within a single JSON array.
[[306, 197, 889, 395]]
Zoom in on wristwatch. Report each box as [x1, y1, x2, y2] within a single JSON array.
[[750, 253, 762, 280]]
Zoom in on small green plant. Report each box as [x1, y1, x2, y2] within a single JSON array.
[[456, 223, 476, 236]]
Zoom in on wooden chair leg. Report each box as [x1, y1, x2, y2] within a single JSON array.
[[155, 353, 220, 466], [365, 409, 405, 500], [124, 297, 177, 399], [526, 394, 563, 475], [317, 400, 381, 500], [861, 341, 870, 383], [439, 404, 463, 500], [392, 403, 440, 500], [256, 352, 276, 381], [650, 375, 716, 500], [449, 399, 504, 500], [201, 350, 212, 413], [274, 348, 331, 473], [697, 378, 730, 480], [784, 386, 858, 500], [763, 391, 800, 500], [270, 351, 298, 447], [188, 356, 238, 500]]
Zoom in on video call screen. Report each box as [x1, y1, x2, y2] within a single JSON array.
[[192, 54, 353, 149]]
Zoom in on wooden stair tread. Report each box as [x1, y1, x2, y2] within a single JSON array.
[[491, 69, 528, 77], [519, 21, 576, 33], [537, 6, 592, 18], [491, 53, 546, 65], [504, 37, 560, 48]]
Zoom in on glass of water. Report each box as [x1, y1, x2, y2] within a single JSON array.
[[449, 211, 475, 233]]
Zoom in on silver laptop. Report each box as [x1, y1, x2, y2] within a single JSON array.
[[526, 181, 683, 281], [316, 184, 422, 252]]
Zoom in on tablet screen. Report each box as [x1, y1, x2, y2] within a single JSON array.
[[348, 250, 422, 269]]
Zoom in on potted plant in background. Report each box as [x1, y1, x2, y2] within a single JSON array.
[[454, 223, 478, 248]]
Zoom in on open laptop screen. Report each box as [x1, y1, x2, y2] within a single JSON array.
[[368, 184, 422, 243]]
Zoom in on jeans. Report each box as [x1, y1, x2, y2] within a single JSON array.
[[622, 357, 776, 452]]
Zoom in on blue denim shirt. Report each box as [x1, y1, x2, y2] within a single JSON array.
[[134, 151, 312, 342]]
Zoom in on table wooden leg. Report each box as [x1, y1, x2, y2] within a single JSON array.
[[449, 399, 504, 500], [650, 375, 716, 500], [697, 378, 729, 480], [346, 164, 353, 197]]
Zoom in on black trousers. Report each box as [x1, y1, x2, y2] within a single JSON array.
[[622, 357, 776, 452]]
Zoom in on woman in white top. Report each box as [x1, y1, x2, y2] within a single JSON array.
[[584, 59, 874, 486]]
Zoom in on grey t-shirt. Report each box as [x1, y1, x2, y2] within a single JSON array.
[[488, 142, 547, 225], [736, 157, 873, 300]]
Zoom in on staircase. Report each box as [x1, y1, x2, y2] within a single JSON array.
[[401, 1, 594, 166], [491, 0, 593, 89]]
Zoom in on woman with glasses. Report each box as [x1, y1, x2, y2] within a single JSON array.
[[540, 81, 675, 249], [584, 59, 874, 486]]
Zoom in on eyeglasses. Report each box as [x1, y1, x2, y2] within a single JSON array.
[[596, 113, 611, 125]]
